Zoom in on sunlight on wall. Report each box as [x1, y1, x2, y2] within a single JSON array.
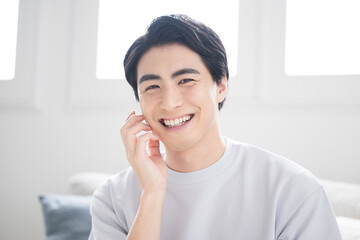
[[0, 0, 19, 80], [285, 0, 360, 76]]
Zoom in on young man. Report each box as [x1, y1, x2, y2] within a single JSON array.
[[89, 15, 341, 239]]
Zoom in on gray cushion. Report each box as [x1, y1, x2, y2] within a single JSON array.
[[39, 194, 92, 240]]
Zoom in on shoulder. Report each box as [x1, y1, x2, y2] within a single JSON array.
[[226, 137, 322, 192], [225, 139, 340, 239]]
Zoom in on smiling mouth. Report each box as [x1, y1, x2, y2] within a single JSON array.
[[160, 114, 194, 128]]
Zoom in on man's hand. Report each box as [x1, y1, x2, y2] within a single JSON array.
[[120, 111, 167, 195], [120, 111, 167, 239]]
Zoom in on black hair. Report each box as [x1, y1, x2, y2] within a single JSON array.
[[123, 14, 229, 110]]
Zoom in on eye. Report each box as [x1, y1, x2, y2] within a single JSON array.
[[179, 79, 194, 84], [145, 85, 159, 91]]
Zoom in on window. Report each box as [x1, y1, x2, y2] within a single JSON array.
[[250, 0, 360, 105], [285, 0, 360, 76], [0, 0, 40, 108], [96, 0, 239, 79], [0, 0, 19, 80]]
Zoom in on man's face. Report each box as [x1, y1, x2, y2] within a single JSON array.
[[137, 43, 227, 152]]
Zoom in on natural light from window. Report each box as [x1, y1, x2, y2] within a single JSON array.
[[0, 0, 19, 80], [285, 0, 360, 76], [96, 0, 239, 79]]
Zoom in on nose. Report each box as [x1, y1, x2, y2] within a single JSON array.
[[159, 85, 183, 110]]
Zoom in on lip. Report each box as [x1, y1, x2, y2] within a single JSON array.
[[159, 114, 194, 129]]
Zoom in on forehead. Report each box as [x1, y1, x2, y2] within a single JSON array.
[[137, 44, 205, 81]]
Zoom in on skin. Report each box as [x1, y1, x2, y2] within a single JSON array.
[[120, 43, 228, 239]]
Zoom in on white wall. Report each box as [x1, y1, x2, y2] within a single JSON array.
[[0, 0, 359, 239]]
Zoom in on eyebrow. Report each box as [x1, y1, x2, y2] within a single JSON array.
[[139, 74, 161, 85], [139, 68, 200, 85], [171, 68, 200, 78]]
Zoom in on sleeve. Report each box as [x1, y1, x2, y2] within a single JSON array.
[[277, 186, 342, 240], [88, 184, 128, 240]]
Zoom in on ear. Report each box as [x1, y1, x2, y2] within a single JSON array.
[[216, 77, 228, 103]]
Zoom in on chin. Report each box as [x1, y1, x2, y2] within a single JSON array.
[[161, 136, 197, 153]]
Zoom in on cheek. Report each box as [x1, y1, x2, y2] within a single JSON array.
[[140, 97, 159, 129], [185, 85, 218, 108], [139, 98, 151, 119]]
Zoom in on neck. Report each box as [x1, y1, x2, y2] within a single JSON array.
[[164, 126, 226, 173]]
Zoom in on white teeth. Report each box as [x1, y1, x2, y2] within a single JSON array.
[[163, 115, 192, 127]]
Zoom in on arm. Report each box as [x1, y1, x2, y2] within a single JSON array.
[[127, 191, 165, 239], [121, 111, 167, 240]]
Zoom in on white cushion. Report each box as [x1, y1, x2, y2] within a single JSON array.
[[321, 179, 360, 219], [336, 216, 360, 240], [68, 172, 112, 195]]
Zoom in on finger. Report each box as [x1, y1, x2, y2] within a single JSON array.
[[148, 138, 161, 157], [126, 122, 152, 138], [123, 114, 145, 129], [125, 111, 136, 122], [122, 122, 152, 149], [121, 114, 145, 136], [135, 133, 159, 158]]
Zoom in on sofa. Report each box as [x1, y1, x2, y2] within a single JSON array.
[[39, 172, 360, 240]]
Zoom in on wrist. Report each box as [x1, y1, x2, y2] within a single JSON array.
[[140, 190, 166, 210], [141, 190, 166, 203]]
